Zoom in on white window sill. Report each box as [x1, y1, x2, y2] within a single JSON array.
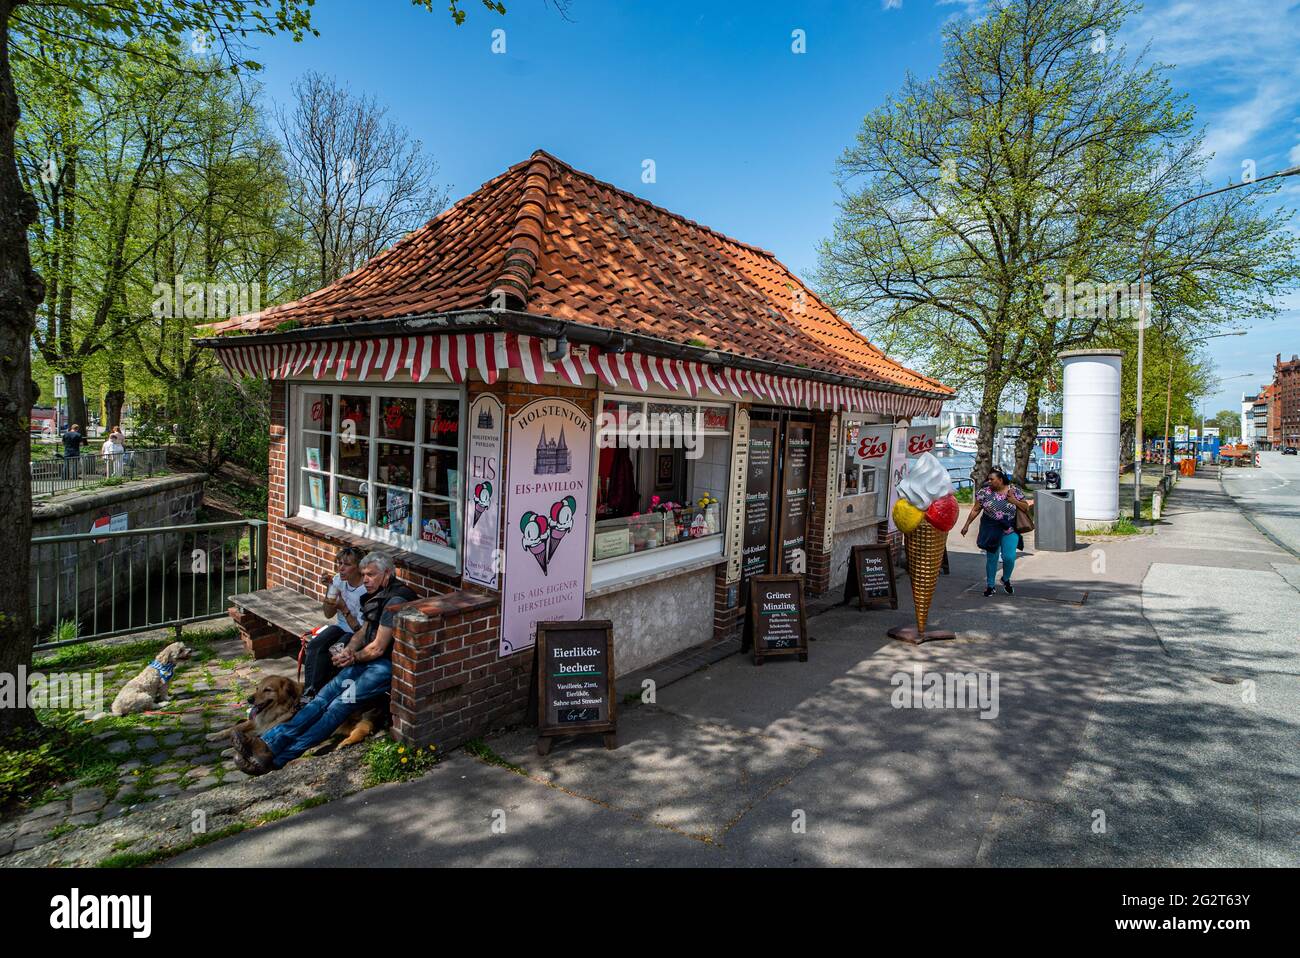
[[587, 536, 724, 598], [297, 506, 458, 569]]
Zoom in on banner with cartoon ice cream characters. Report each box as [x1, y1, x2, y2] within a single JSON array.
[[501, 398, 591, 657], [463, 393, 504, 589]]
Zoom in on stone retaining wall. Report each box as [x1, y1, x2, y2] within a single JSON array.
[[31, 474, 207, 636]]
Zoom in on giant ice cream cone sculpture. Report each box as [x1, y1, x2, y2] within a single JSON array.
[[891, 452, 959, 640]]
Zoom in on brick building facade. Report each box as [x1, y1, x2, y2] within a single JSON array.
[[1273, 355, 1300, 448]]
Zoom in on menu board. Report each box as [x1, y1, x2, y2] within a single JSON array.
[[745, 574, 809, 664], [843, 544, 898, 609], [742, 423, 777, 587], [532, 620, 617, 755], [779, 423, 813, 573]]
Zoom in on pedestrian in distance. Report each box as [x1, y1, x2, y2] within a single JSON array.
[[960, 468, 1034, 597], [101, 425, 125, 477], [60, 422, 85, 479]]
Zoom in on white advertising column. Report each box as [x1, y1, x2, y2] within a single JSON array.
[[1059, 350, 1122, 523]]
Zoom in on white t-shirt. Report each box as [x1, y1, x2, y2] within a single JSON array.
[[329, 575, 368, 634]]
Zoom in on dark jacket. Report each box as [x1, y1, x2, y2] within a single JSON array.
[[358, 577, 419, 658], [61, 429, 85, 457]]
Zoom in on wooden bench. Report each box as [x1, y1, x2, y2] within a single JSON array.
[[229, 586, 332, 660]]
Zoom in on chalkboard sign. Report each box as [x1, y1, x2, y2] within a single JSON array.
[[844, 544, 898, 610], [779, 422, 813, 574], [741, 423, 778, 589], [533, 620, 617, 755], [745, 574, 808, 665]]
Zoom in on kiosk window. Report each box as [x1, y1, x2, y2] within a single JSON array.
[[593, 397, 733, 562], [296, 384, 463, 567]]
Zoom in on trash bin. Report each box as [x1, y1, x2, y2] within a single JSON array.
[[1035, 489, 1076, 552]]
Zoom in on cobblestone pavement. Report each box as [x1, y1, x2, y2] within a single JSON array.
[[0, 633, 345, 863]]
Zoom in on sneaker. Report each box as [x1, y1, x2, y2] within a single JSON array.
[[1003, 579, 1014, 595], [983, 586, 996, 597]]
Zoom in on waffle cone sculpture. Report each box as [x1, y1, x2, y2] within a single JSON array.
[[905, 520, 948, 634], [890, 452, 960, 641]]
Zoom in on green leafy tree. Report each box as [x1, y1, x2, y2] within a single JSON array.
[[816, 0, 1299, 485], [0, 0, 506, 739]]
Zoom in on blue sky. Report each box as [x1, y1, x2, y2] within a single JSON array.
[[251, 0, 1300, 418]]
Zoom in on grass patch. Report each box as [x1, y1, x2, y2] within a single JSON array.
[[34, 630, 225, 671], [363, 738, 439, 786], [463, 738, 525, 775], [97, 821, 250, 868], [96, 795, 334, 868], [1096, 517, 1144, 536], [46, 619, 79, 646]]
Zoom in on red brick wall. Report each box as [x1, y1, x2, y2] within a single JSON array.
[[389, 592, 512, 749], [713, 566, 741, 641]]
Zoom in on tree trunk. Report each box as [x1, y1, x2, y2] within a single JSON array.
[[973, 375, 1002, 489], [1014, 375, 1044, 484], [65, 368, 87, 432], [0, 0, 47, 738], [105, 366, 124, 432]]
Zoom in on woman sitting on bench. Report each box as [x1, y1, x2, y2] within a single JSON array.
[[301, 546, 368, 701]]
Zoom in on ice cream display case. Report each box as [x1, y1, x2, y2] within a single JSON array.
[[592, 501, 722, 560]]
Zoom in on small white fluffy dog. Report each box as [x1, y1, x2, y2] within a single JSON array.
[[110, 641, 193, 715]]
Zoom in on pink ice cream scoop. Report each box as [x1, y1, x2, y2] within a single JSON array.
[[546, 496, 577, 560]]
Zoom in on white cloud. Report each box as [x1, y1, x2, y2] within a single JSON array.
[[1126, 1, 1300, 176]]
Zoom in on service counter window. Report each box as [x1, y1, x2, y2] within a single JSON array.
[[592, 397, 733, 583], [841, 418, 889, 519], [296, 384, 463, 567]]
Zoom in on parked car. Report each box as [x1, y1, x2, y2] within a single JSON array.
[[1282, 446, 1298, 455]]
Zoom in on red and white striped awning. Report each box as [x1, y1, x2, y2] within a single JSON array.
[[214, 331, 943, 419]]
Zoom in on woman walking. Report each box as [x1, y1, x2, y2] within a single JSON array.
[[960, 468, 1034, 597]]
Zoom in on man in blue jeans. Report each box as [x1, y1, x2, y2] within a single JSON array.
[[232, 551, 417, 774]]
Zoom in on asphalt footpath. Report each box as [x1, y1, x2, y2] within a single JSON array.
[[169, 471, 1299, 867]]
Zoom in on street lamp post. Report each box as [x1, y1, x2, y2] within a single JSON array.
[[1133, 164, 1300, 521]]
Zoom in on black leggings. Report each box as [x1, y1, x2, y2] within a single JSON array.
[[303, 624, 350, 693]]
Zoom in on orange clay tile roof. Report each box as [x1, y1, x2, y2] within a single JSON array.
[[209, 151, 950, 397]]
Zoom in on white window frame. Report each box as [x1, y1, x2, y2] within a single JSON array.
[[290, 381, 465, 569], [840, 414, 889, 519], [589, 392, 734, 590]]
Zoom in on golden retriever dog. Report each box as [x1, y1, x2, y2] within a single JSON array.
[[230, 697, 388, 775], [110, 641, 192, 715], [333, 703, 388, 749], [206, 675, 302, 742]]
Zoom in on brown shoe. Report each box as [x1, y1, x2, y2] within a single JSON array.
[[231, 728, 274, 776]]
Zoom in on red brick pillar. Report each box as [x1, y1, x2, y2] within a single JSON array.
[[389, 592, 512, 750], [229, 606, 295, 659], [713, 566, 741, 641]]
